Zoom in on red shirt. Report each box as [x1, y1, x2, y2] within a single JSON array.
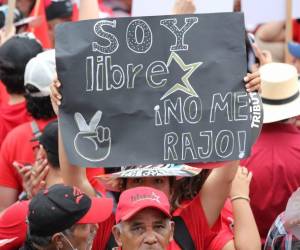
[[0, 82, 8, 107], [0, 118, 106, 195], [208, 200, 234, 250], [0, 201, 29, 250], [0, 101, 32, 147], [293, 20, 300, 43], [92, 194, 215, 250], [0, 119, 52, 193], [241, 123, 300, 243]]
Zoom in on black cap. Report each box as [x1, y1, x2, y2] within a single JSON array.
[[0, 33, 43, 74], [28, 184, 113, 236], [46, 0, 73, 21], [39, 120, 58, 156]]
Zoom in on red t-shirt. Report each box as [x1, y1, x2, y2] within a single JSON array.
[[0, 81, 9, 107], [293, 20, 300, 43], [0, 118, 106, 195], [0, 201, 29, 250], [241, 123, 300, 243], [207, 200, 234, 250], [0, 101, 32, 147], [92, 194, 216, 250], [0, 119, 52, 193]]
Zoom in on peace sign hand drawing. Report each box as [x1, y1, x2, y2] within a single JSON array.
[[74, 111, 111, 162]]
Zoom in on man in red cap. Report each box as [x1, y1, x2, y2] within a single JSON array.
[[112, 186, 174, 250], [21, 184, 113, 250]]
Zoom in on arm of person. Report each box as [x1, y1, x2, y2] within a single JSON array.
[[51, 79, 97, 197], [172, 0, 196, 15], [229, 167, 261, 250], [0, 146, 20, 211], [250, 43, 273, 73], [79, 0, 100, 20], [200, 160, 239, 227], [58, 129, 96, 197], [256, 21, 285, 42], [0, 187, 18, 212]]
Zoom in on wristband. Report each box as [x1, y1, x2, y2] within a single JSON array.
[[230, 195, 250, 203]]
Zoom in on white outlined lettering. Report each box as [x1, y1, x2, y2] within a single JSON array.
[[160, 17, 198, 51], [164, 132, 178, 161], [93, 20, 119, 55], [146, 61, 169, 88], [126, 19, 153, 53], [210, 92, 233, 122]]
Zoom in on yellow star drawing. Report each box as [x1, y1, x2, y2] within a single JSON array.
[[161, 52, 203, 100]]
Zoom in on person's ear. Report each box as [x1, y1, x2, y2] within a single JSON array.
[[52, 233, 64, 249], [112, 225, 123, 247], [39, 145, 47, 158], [169, 220, 175, 242]]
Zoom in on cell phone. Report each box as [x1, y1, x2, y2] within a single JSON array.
[[246, 32, 259, 70]]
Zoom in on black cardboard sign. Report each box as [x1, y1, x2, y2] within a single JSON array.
[[56, 12, 263, 167]]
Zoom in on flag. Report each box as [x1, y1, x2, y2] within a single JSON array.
[[29, 0, 52, 48]]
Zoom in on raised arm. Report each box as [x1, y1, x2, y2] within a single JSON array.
[[256, 21, 285, 42], [228, 167, 261, 250], [200, 160, 239, 227], [51, 79, 96, 197], [172, 0, 196, 15], [79, 0, 100, 21]]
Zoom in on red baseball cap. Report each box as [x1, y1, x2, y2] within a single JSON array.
[[116, 187, 171, 223], [0, 200, 29, 250]]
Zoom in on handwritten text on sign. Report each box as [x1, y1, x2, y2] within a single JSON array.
[[56, 13, 263, 167]]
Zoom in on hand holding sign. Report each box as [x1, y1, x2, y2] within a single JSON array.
[[74, 111, 111, 162], [56, 13, 263, 167]]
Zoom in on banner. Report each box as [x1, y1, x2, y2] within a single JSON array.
[[56, 12, 263, 167]]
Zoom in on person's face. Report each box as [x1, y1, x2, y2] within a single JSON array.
[[113, 208, 174, 250], [56, 224, 98, 250], [126, 177, 171, 198]]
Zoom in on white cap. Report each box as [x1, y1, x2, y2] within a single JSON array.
[[24, 49, 56, 97]]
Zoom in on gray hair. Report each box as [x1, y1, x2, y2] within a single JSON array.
[[25, 226, 73, 249]]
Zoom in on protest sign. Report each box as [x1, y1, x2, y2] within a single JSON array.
[[242, 0, 300, 30], [132, 0, 234, 17], [56, 12, 263, 167]]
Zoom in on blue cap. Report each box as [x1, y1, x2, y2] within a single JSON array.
[[288, 41, 300, 59]]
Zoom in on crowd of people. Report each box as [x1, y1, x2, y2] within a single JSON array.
[[0, 0, 300, 249]]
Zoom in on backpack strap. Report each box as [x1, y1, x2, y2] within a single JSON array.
[[30, 120, 42, 139], [173, 216, 196, 250]]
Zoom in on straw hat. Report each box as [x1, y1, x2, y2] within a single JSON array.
[[260, 63, 300, 123], [96, 164, 202, 192]]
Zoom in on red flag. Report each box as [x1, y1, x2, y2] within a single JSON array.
[[29, 0, 52, 48], [72, 2, 79, 22]]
